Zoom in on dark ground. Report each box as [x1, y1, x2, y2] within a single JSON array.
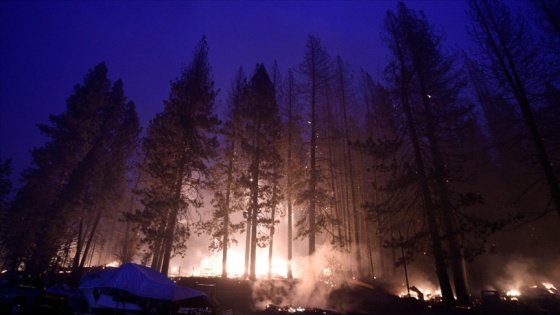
[[3, 272, 558, 314], [174, 277, 560, 315]]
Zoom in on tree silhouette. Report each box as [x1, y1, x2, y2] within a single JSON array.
[[3, 63, 140, 275], [132, 36, 219, 275]]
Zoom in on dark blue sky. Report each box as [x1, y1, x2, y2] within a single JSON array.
[[1, 1, 478, 185]]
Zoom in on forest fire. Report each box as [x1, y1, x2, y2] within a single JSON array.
[[397, 284, 441, 301], [497, 281, 559, 302], [0, 0, 560, 312], [181, 245, 358, 313], [505, 289, 520, 300], [196, 249, 288, 279]]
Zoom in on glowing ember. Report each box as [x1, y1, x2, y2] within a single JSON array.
[[506, 289, 520, 300], [397, 287, 441, 300], [106, 261, 120, 268], [542, 282, 557, 294]]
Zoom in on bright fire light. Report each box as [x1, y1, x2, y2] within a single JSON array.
[[106, 261, 120, 268], [398, 287, 441, 300], [506, 289, 520, 299], [197, 249, 288, 278], [542, 282, 557, 294]]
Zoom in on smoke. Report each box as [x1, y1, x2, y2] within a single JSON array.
[[251, 244, 348, 311], [494, 257, 536, 291], [492, 256, 560, 293]]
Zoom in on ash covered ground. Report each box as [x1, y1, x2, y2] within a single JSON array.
[[175, 277, 560, 315]]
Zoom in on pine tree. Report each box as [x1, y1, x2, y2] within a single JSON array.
[[237, 64, 283, 280], [201, 67, 247, 278], [378, 3, 480, 305], [297, 35, 332, 256], [3, 63, 140, 274], [132, 36, 219, 275]]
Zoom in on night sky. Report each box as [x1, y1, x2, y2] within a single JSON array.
[[1, 0, 493, 185]]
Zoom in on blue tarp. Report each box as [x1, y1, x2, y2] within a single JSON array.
[[79, 263, 205, 302]]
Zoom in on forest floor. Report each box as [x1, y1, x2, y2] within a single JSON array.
[[175, 277, 560, 315]]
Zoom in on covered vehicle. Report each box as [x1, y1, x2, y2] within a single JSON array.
[[79, 263, 210, 314]]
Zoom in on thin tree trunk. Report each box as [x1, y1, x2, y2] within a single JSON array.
[[222, 139, 235, 278], [72, 210, 85, 272], [249, 157, 260, 280], [287, 201, 293, 279], [243, 211, 251, 279], [325, 91, 344, 248], [336, 59, 362, 278], [267, 186, 277, 279], [286, 74, 294, 279]]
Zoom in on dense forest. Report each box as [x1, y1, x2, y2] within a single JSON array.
[[0, 0, 558, 307]]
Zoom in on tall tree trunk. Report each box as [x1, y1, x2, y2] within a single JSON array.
[[286, 76, 294, 279], [243, 207, 251, 279], [327, 137, 343, 246], [364, 220, 375, 279], [161, 206, 178, 276], [401, 91, 455, 306], [151, 232, 163, 271], [268, 185, 277, 279], [222, 139, 235, 278], [249, 157, 260, 280], [161, 168, 184, 276], [336, 58, 362, 278], [287, 201, 293, 279], [325, 91, 344, 248], [79, 208, 103, 268], [417, 78, 469, 304], [309, 81, 317, 256], [383, 8, 456, 305], [72, 210, 85, 272]]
